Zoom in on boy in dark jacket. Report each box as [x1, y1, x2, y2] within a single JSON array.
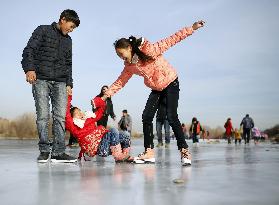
[[21, 9, 80, 163]]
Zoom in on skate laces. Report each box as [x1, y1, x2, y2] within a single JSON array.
[[181, 148, 191, 159], [138, 148, 153, 158], [138, 151, 147, 157]]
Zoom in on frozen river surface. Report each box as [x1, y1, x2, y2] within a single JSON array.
[[0, 139, 278, 205]]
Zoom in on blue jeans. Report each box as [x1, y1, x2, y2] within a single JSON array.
[[156, 119, 170, 144], [97, 128, 131, 157], [32, 79, 67, 155]]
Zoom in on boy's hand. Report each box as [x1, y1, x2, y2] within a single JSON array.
[[192, 20, 205, 30], [26, 71, 37, 84], [67, 86, 72, 95]]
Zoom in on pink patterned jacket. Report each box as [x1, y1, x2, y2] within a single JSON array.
[[107, 26, 194, 96]]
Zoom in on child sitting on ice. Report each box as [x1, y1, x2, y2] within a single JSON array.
[[65, 93, 133, 162]]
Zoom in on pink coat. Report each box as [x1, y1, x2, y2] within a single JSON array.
[[107, 26, 194, 96]]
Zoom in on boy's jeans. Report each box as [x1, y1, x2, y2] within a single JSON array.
[[32, 80, 67, 155], [156, 119, 170, 144]]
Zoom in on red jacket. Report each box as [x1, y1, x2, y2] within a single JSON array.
[[224, 121, 233, 135], [65, 95, 108, 158]]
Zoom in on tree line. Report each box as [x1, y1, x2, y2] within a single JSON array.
[[0, 113, 278, 140]]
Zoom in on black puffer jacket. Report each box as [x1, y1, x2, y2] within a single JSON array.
[[240, 116, 254, 129], [21, 22, 73, 87]]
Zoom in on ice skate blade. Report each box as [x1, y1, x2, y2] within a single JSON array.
[[133, 157, 155, 164], [181, 158, 191, 166], [37, 159, 49, 163], [50, 159, 77, 163]]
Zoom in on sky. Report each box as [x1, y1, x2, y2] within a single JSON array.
[[0, 0, 278, 132]]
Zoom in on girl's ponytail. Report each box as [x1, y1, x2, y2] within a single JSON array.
[[114, 36, 154, 63], [128, 36, 141, 48]]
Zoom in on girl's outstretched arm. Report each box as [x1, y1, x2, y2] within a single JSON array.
[[106, 67, 133, 97], [142, 20, 205, 57]]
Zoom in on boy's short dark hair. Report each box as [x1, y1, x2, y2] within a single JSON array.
[[122, 109, 128, 113], [60, 9, 80, 27]]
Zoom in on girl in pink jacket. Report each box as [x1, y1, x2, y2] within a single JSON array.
[[106, 20, 205, 166]]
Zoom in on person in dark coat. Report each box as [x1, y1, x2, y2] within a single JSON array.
[[93, 85, 116, 128], [240, 114, 254, 144], [189, 117, 203, 145], [21, 9, 80, 163], [155, 96, 170, 148], [118, 110, 132, 134]]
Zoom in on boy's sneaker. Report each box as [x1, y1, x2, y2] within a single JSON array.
[[156, 142, 163, 148], [51, 153, 77, 163], [37, 152, 50, 163], [180, 148, 191, 166], [134, 148, 155, 164]]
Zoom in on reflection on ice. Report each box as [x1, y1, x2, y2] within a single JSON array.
[[0, 139, 278, 205]]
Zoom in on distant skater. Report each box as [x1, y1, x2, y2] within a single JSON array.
[[155, 99, 171, 148], [118, 109, 132, 135], [234, 128, 242, 144], [189, 117, 203, 146], [94, 85, 116, 128], [240, 114, 254, 144], [224, 118, 234, 144]]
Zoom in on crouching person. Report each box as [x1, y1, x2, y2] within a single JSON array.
[[65, 93, 133, 162]]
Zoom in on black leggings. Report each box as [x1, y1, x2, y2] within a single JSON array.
[[142, 78, 188, 150]]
